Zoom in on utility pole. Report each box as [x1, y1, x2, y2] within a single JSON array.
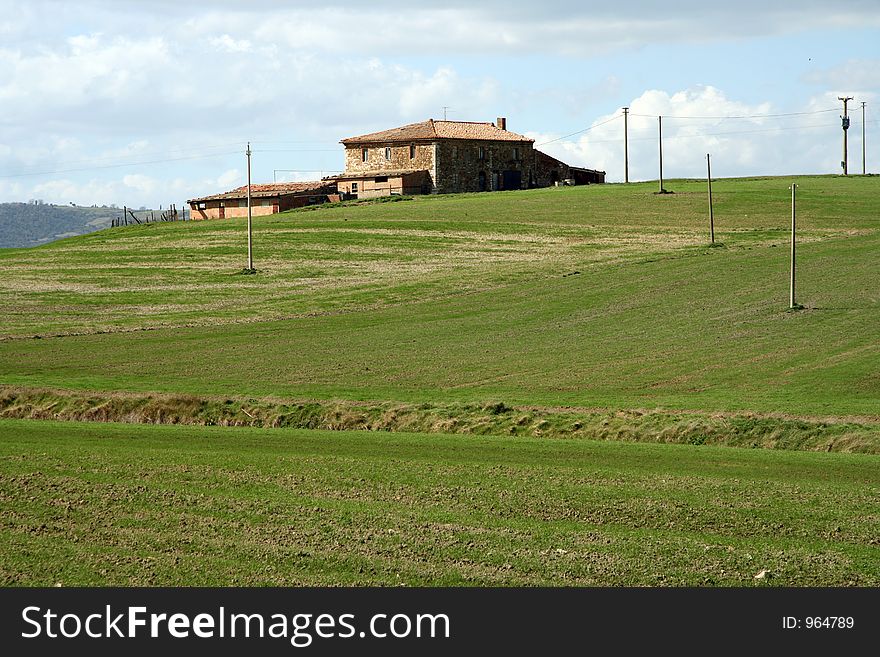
[[706, 153, 714, 244], [622, 107, 629, 183], [839, 96, 853, 175], [790, 183, 797, 309], [658, 115, 665, 193], [246, 142, 253, 271], [862, 101, 867, 175]]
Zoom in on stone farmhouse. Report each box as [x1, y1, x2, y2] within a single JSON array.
[[332, 117, 604, 199], [187, 116, 604, 219]]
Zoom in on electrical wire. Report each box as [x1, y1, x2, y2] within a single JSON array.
[[0, 150, 242, 178], [535, 113, 622, 146], [628, 107, 839, 119], [0, 140, 343, 178]]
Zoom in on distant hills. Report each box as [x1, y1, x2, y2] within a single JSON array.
[[0, 202, 151, 248]]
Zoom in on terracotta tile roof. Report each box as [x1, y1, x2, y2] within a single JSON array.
[[341, 119, 533, 144], [330, 168, 429, 180], [188, 181, 336, 203]]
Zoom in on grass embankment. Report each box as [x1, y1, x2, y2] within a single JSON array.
[[2, 387, 878, 453], [1, 419, 876, 587]]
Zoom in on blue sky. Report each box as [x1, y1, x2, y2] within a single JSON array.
[[0, 0, 878, 208]]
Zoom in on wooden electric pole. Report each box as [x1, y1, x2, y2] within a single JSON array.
[[839, 96, 853, 175], [862, 101, 867, 175], [246, 142, 253, 271], [622, 107, 629, 183], [706, 153, 714, 244], [658, 115, 664, 192], [790, 183, 797, 309]]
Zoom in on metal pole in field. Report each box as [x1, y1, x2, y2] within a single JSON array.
[[658, 115, 664, 192], [622, 107, 629, 183], [707, 153, 714, 244], [790, 183, 797, 309], [246, 142, 253, 271], [862, 101, 867, 175]]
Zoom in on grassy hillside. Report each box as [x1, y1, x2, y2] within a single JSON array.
[[1, 176, 877, 420], [1, 419, 876, 587], [0, 176, 874, 337]]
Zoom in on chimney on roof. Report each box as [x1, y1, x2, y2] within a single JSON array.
[[496, 117, 507, 131]]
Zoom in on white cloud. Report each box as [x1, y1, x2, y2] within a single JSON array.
[[1, 1, 877, 209], [216, 169, 241, 188], [30, 178, 122, 206], [534, 86, 853, 181], [0, 35, 171, 118], [122, 173, 157, 193], [209, 34, 252, 53], [803, 59, 880, 93], [178, 2, 880, 58]]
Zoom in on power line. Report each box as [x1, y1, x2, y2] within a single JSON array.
[[535, 113, 622, 146], [0, 150, 242, 179], [0, 141, 244, 174], [250, 140, 339, 145], [544, 120, 837, 146], [628, 108, 839, 120], [0, 141, 346, 179]]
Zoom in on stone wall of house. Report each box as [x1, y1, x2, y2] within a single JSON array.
[[434, 139, 535, 193], [335, 171, 430, 198], [338, 138, 581, 195], [343, 142, 436, 178], [221, 204, 278, 218], [534, 150, 572, 188], [190, 200, 279, 220], [189, 194, 330, 220]]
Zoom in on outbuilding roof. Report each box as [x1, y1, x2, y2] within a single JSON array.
[[330, 168, 429, 180], [188, 181, 335, 203], [341, 119, 533, 145]]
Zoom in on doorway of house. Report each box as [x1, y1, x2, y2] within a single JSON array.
[[502, 170, 521, 190]]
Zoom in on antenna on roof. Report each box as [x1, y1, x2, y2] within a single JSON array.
[[442, 106, 452, 120]]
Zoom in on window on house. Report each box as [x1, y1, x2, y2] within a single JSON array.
[[362, 148, 368, 162], [375, 176, 388, 183], [513, 147, 520, 160], [410, 144, 416, 159], [452, 146, 458, 158], [352, 182, 358, 193], [478, 146, 485, 160], [198, 202, 206, 209], [385, 147, 391, 160]]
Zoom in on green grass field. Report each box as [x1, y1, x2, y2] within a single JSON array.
[[0, 175, 878, 586], [1, 177, 878, 418], [1, 419, 876, 586]]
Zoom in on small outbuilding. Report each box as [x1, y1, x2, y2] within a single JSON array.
[[187, 181, 338, 220]]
